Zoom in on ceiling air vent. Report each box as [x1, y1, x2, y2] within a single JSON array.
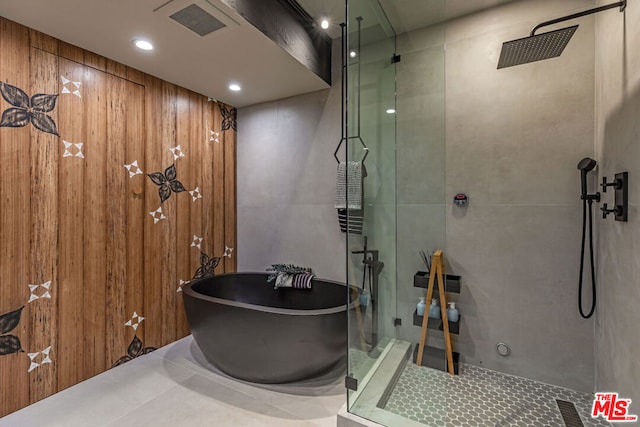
[[170, 3, 226, 36]]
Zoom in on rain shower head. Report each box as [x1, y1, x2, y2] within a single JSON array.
[[497, 25, 578, 69], [497, 1, 625, 69]]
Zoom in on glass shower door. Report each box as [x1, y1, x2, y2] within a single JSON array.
[[345, 0, 398, 422]]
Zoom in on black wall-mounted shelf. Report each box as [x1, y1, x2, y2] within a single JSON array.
[[413, 343, 460, 374], [413, 310, 460, 335], [413, 271, 461, 293]]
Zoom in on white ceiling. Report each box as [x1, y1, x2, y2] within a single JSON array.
[[0, 0, 519, 108], [0, 0, 329, 108]]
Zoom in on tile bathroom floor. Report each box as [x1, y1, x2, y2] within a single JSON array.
[[384, 362, 612, 427], [0, 336, 346, 427]]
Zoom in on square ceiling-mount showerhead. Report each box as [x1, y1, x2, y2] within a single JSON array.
[[497, 25, 578, 69]]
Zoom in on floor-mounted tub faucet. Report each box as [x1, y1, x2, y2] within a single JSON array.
[[352, 237, 384, 356]]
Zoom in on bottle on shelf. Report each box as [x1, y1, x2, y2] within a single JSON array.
[[416, 297, 426, 316], [428, 298, 440, 319], [447, 302, 459, 322]]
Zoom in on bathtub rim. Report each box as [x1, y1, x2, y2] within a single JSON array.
[[182, 272, 357, 316]]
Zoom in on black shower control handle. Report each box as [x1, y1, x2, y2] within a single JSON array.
[[600, 203, 622, 219], [601, 176, 622, 193]]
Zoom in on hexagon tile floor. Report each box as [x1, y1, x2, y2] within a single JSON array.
[[384, 363, 612, 426]]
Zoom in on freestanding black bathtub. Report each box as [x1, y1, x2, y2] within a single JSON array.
[[182, 272, 353, 383]]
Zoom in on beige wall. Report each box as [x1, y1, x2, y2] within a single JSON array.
[[237, 40, 346, 282], [594, 0, 640, 407]]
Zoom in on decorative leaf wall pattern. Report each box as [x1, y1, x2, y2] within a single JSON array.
[[124, 312, 145, 331], [193, 251, 220, 280], [220, 104, 237, 132], [223, 246, 234, 258], [168, 145, 185, 161], [123, 160, 143, 178], [0, 335, 23, 355], [189, 187, 202, 202], [28, 281, 52, 303], [60, 76, 81, 98], [27, 346, 52, 373], [0, 306, 24, 334], [147, 163, 186, 203], [149, 207, 167, 224], [0, 306, 24, 356], [190, 235, 203, 249], [0, 82, 59, 136], [112, 335, 157, 368]]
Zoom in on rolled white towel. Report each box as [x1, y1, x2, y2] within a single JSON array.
[[274, 273, 294, 288]]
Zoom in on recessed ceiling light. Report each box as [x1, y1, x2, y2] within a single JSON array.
[[229, 83, 241, 92], [320, 18, 330, 30], [133, 39, 153, 51], [350, 50, 357, 58], [386, 108, 396, 114]]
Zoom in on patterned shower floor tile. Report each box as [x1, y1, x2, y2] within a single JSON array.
[[384, 362, 612, 427]]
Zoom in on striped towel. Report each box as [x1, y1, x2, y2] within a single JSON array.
[[338, 208, 364, 234], [274, 273, 315, 289], [335, 161, 363, 210], [335, 162, 366, 235], [292, 273, 315, 289]]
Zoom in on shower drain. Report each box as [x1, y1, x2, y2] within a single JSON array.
[[556, 399, 585, 427]]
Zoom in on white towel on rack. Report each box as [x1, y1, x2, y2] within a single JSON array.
[[335, 161, 363, 210]]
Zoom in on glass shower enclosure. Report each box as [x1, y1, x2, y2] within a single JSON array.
[[344, 0, 402, 423]]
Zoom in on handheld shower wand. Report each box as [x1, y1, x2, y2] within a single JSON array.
[[577, 158, 599, 319]]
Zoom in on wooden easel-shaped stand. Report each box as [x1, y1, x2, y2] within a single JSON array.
[[416, 250, 455, 375]]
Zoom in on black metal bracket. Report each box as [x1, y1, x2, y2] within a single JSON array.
[[531, 1, 626, 36], [345, 375, 358, 391], [393, 318, 402, 326], [581, 192, 601, 203], [614, 172, 628, 221], [333, 136, 369, 164], [391, 54, 401, 64]]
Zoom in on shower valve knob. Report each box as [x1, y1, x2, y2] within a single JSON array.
[[600, 203, 622, 219], [601, 176, 622, 193]]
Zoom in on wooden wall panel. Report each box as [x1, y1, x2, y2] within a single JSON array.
[[83, 64, 108, 378], [57, 57, 86, 390], [124, 81, 145, 355], [0, 19, 31, 416], [182, 91, 204, 336], [175, 88, 191, 338], [28, 47, 59, 404], [0, 18, 236, 416], [104, 73, 127, 368], [160, 81, 177, 346], [207, 103, 224, 270], [143, 74, 163, 349], [29, 29, 57, 55], [224, 114, 237, 273]]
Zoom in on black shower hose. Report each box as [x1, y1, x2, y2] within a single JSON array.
[[578, 199, 596, 319]]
